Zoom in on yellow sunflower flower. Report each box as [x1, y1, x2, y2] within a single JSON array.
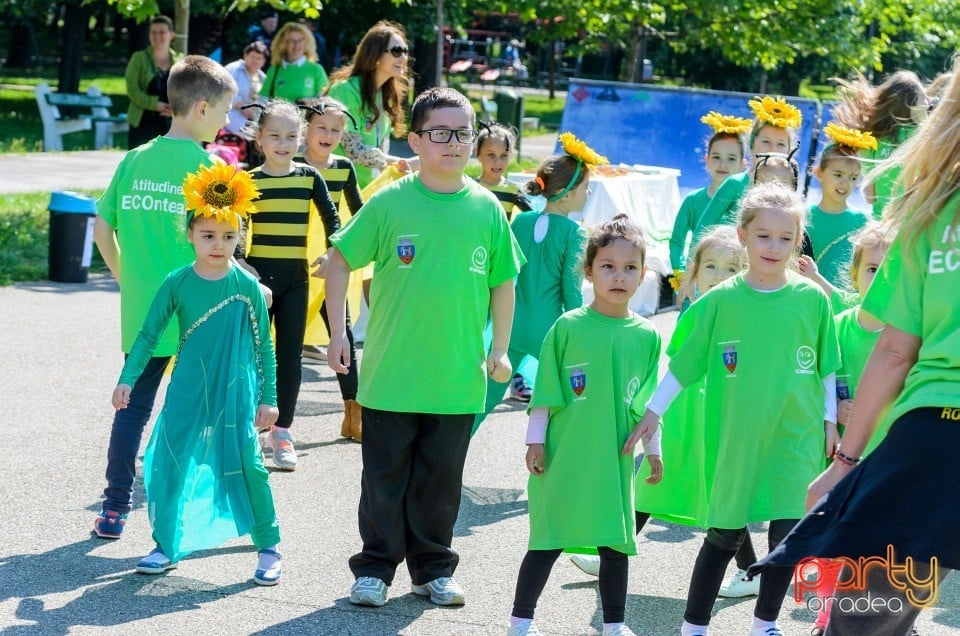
[[559, 132, 609, 166], [748, 96, 802, 129], [700, 112, 753, 135], [823, 122, 878, 151], [183, 163, 260, 230]]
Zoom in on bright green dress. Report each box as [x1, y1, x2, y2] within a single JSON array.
[[527, 307, 661, 554], [670, 188, 711, 271], [862, 127, 914, 220], [694, 172, 750, 240], [120, 265, 279, 561]]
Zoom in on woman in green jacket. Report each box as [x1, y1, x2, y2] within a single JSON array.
[[125, 15, 182, 149]]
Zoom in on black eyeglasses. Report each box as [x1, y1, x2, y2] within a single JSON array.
[[415, 128, 478, 144], [388, 45, 410, 58]]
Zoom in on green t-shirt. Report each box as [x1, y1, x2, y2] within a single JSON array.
[[327, 77, 391, 189], [669, 273, 841, 528], [263, 60, 329, 104], [97, 136, 215, 354], [834, 306, 880, 405], [863, 127, 914, 220], [119, 264, 277, 405], [527, 306, 661, 554], [510, 211, 586, 356], [806, 205, 869, 289], [330, 175, 524, 414], [670, 187, 711, 271], [861, 197, 960, 447], [694, 172, 750, 240]]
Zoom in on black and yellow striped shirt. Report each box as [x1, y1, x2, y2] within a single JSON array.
[[477, 179, 532, 221], [294, 155, 364, 215], [243, 164, 340, 260]]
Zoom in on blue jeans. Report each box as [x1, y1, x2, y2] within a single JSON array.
[[101, 356, 170, 514]]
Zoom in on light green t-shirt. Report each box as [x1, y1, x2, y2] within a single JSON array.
[[863, 127, 913, 220], [834, 306, 880, 405], [327, 76, 391, 189], [528, 306, 661, 554], [669, 273, 841, 528], [330, 175, 524, 414], [862, 198, 960, 445], [97, 136, 215, 354], [263, 60, 329, 104], [694, 172, 750, 239], [806, 205, 869, 289], [510, 211, 586, 356], [670, 187, 710, 270]]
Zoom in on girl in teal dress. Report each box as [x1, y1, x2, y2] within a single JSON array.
[[507, 215, 662, 636], [112, 172, 283, 585], [472, 133, 599, 433]]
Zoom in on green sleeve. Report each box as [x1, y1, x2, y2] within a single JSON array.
[[488, 203, 526, 288], [262, 65, 277, 98], [667, 295, 714, 386], [695, 174, 746, 235], [316, 64, 329, 93], [560, 227, 586, 311], [629, 328, 663, 422], [97, 153, 131, 229], [251, 274, 277, 405], [669, 194, 697, 270], [327, 80, 363, 135], [329, 194, 382, 270], [816, 290, 842, 378], [529, 323, 568, 413], [118, 274, 176, 386], [862, 235, 923, 337], [125, 50, 158, 112]]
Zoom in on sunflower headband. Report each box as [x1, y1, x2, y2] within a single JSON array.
[[549, 132, 609, 202], [748, 96, 802, 129], [701, 112, 752, 135], [183, 164, 260, 230], [823, 122, 878, 152]]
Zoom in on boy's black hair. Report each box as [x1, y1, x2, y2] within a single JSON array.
[[409, 88, 474, 133], [167, 55, 237, 118]]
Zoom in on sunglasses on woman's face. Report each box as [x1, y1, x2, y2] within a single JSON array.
[[388, 45, 410, 58]]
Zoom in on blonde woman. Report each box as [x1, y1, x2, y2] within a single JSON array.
[[262, 22, 329, 104]]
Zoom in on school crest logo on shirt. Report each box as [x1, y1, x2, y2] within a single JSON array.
[[836, 378, 850, 400], [397, 238, 415, 265], [722, 345, 738, 373], [570, 368, 587, 396]]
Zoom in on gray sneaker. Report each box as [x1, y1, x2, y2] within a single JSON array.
[[350, 576, 388, 607], [411, 576, 466, 606], [268, 428, 298, 470]]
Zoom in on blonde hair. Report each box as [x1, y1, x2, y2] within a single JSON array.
[[883, 57, 960, 247], [270, 23, 317, 65], [849, 221, 894, 288], [737, 182, 808, 257], [680, 225, 744, 299]]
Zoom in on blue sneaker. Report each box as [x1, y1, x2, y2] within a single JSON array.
[[253, 547, 282, 586], [135, 547, 177, 574], [94, 510, 127, 539]]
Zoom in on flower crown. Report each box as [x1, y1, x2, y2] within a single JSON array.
[[558, 132, 609, 166], [700, 112, 753, 135], [183, 164, 260, 230], [823, 122, 878, 152], [748, 96, 802, 129]]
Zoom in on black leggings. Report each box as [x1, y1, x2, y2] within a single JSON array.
[[247, 257, 307, 428], [512, 546, 629, 623], [319, 299, 358, 401], [636, 511, 758, 570], [684, 519, 799, 625]]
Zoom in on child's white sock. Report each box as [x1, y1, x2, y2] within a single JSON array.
[[509, 616, 532, 628], [680, 620, 708, 636], [750, 617, 779, 632], [257, 544, 282, 571]]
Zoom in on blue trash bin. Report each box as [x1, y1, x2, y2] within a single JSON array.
[[48, 190, 98, 283]]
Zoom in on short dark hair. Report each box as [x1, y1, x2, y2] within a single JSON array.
[[584, 214, 646, 271], [150, 15, 174, 31], [167, 55, 237, 117], [409, 88, 474, 133], [243, 41, 269, 57]]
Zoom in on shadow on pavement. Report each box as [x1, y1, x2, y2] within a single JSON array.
[[455, 485, 527, 538], [251, 594, 437, 636]]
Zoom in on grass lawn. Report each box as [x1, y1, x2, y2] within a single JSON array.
[[0, 73, 129, 153], [0, 190, 106, 285]]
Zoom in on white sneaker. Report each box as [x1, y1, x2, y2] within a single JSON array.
[[569, 553, 601, 577], [506, 620, 544, 636], [718, 568, 760, 598], [267, 428, 298, 470], [411, 576, 466, 605], [350, 576, 388, 606], [602, 624, 636, 636], [135, 547, 177, 574], [746, 623, 783, 636]]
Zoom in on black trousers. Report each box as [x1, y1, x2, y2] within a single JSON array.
[[684, 519, 799, 625], [636, 511, 758, 570], [246, 257, 307, 428], [512, 546, 629, 623], [319, 299, 358, 401], [348, 408, 473, 585]]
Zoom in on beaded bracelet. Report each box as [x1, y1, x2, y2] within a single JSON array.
[[834, 447, 861, 466]]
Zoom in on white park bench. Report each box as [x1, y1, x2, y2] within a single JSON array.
[[35, 82, 129, 151]]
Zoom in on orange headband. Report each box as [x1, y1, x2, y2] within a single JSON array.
[[534, 176, 546, 191]]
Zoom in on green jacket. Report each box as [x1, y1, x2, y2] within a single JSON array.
[[125, 46, 184, 128]]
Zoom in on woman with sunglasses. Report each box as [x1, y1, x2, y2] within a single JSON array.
[[326, 21, 416, 188]]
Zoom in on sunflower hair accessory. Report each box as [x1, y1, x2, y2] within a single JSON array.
[[748, 96, 802, 129], [558, 132, 608, 166], [701, 112, 753, 135], [183, 164, 260, 230], [823, 122, 878, 151]]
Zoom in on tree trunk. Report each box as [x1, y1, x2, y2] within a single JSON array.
[[548, 39, 556, 100], [413, 36, 439, 95], [173, 0, 190, 54], [58, 1, 89, 93], [435, 0, 444, 88]]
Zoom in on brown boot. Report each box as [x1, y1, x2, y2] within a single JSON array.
[[349, 400, 362, 442], [342, 399, 362, 442]]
